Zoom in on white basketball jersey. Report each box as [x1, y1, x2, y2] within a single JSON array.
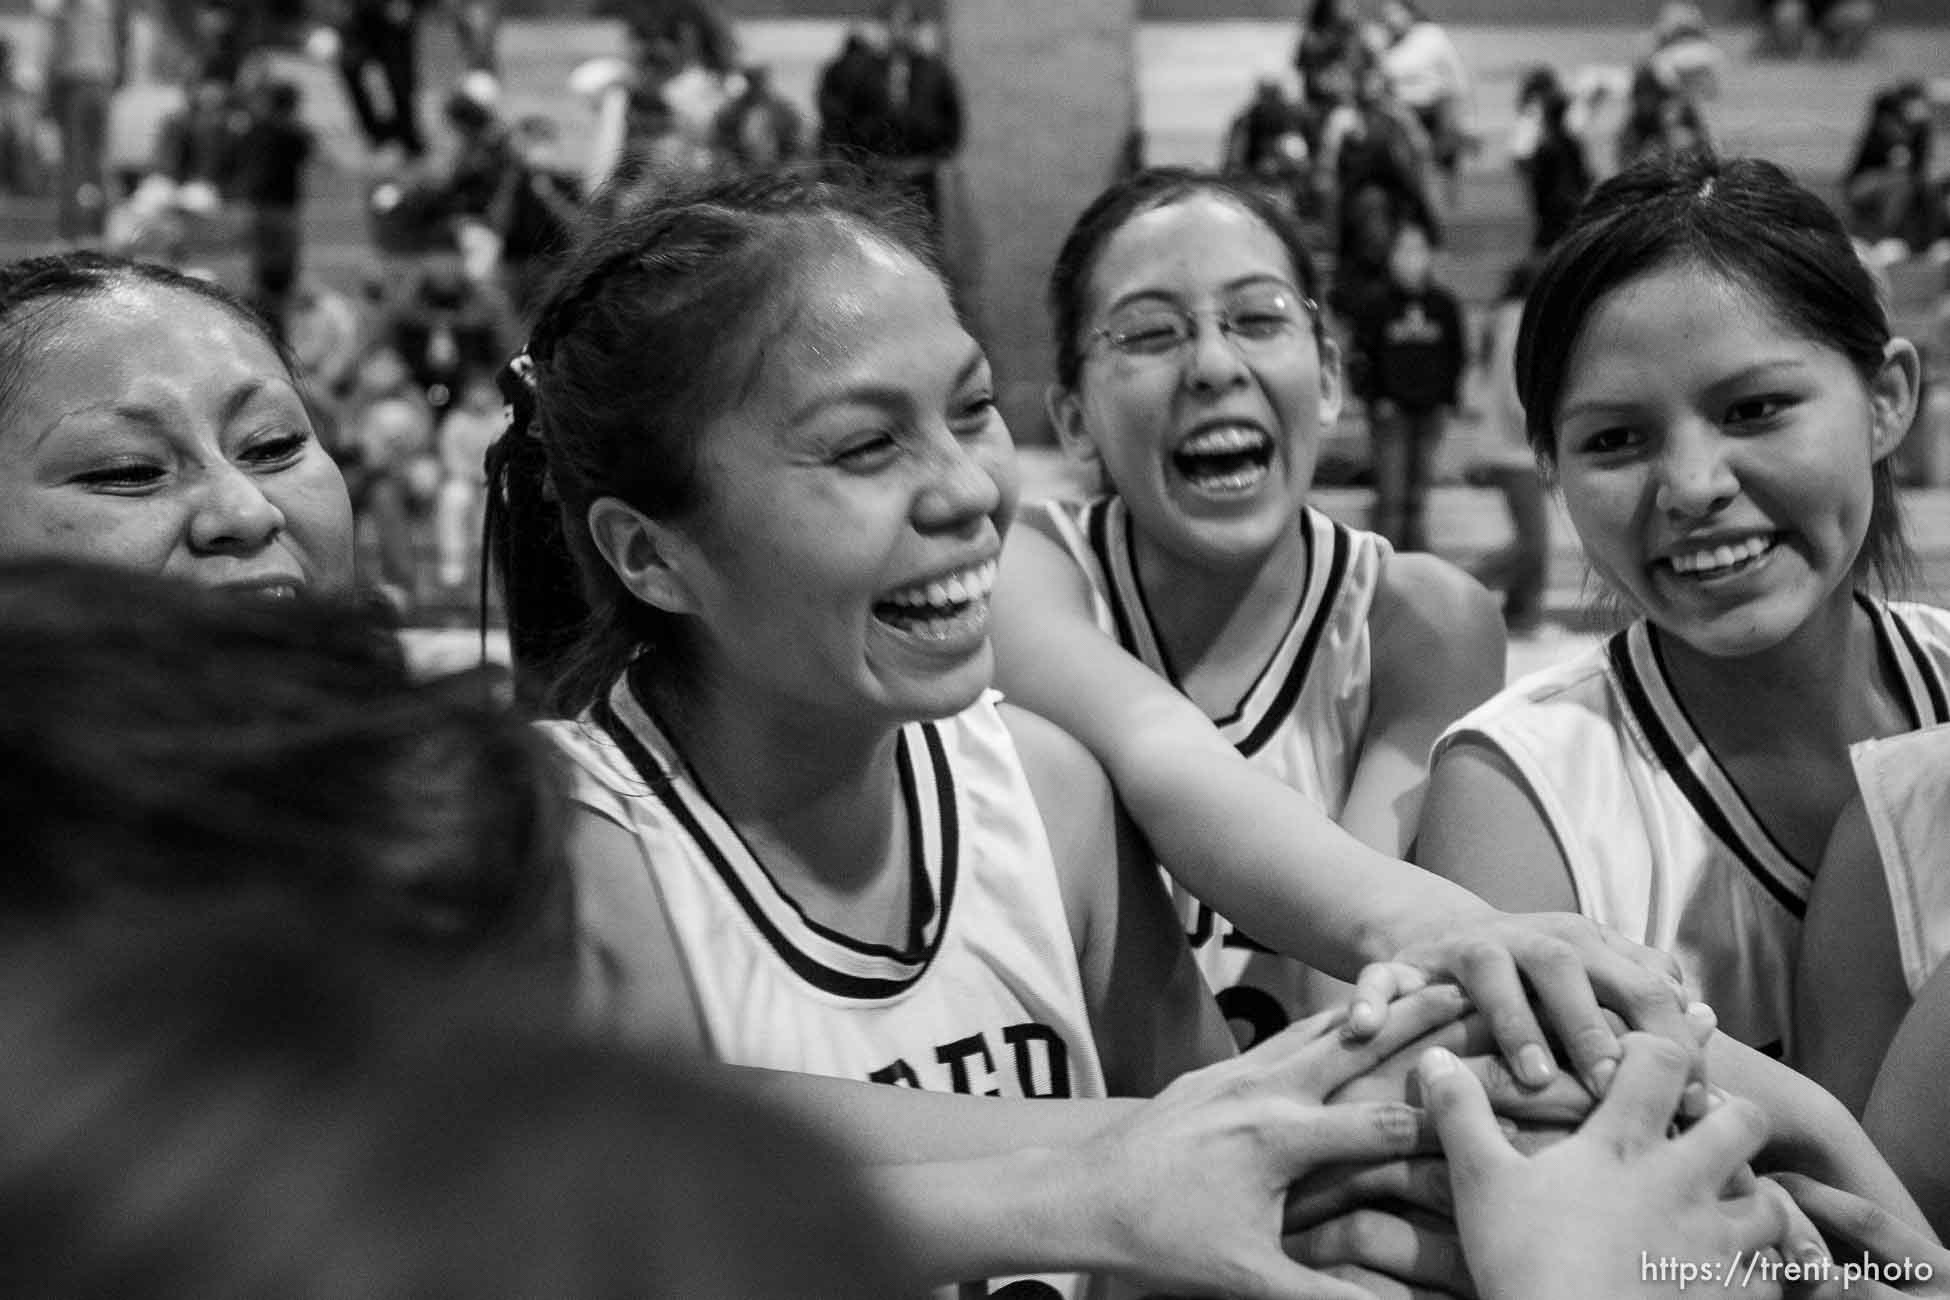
[[543, 678, 1109, 1300], [1851, 721, 1950, 996], [1436, 596, 1950, 1055], [1035, 497, 1387, 1046]]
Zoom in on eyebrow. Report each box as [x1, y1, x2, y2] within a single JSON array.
[[1104, 273, 1298, 317], [26, 379, 282, 454], [1557, 359, 1810, 425], [786, 345, 990, 427]]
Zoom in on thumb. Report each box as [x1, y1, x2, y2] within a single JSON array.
[[1420, 1046, 1517, 1174]]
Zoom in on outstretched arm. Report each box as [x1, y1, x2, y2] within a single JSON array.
[[993, 517, 1689, 1095]]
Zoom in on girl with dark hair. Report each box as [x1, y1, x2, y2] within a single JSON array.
[[0, 252, 354, 601], [1418, 153, 1938, 1062], [1004, 167, 1500, 1049]]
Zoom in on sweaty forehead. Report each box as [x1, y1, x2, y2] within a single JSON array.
[[1087, 195, 1296, 307]]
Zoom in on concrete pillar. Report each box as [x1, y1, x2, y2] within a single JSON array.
[[941, 0, 1138, 444]]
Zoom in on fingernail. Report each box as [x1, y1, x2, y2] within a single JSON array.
[[1348, 1002, 1378, 1033], [1706, 1086, 1728, 1110], [1518, 1044, 1555, 1086], [1796, 1243, 1830, 1271], [1420, 1046, 1459, 1079], [1681, 1081, 1709, 1117], [1590, 1055, 1618, 1096]]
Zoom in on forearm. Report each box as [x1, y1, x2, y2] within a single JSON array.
[[1111, 703, 1496, 977], [866, 1145, 1124, 1285], [1708, 1035, 1932, 1233], [743, 1066, 1141, 1163]]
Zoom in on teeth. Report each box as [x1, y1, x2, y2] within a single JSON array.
[[1668, 536, 1772, 575], [882, 559, 997, 610], [1179, 424, 1270, 456]]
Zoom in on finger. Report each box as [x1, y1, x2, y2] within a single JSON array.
[[1285, 1157, 1454, 1233], [1418, 1046, 1516, 1177], [1310, 1263, 1458, 1300], [1768, 1172, 1950, 1273], [1290, 984, 1471, 1097], [1443, 940, 1560, 1088], [1757, 1176, 1834, 1282], [1236, 1255, 1389, 1300], [1290, 1209, 1475, 1296], [1666, 1093, 1772, 1191], [1580, 1032, 1691, 1154], [1349, 962, 1431, 1038], [1338, 1050, 1595, 1126], [1577, 935, 1703, 1087], [1271, 1100, 1433, 1172]]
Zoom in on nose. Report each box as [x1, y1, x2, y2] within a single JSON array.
[[913, 433, 1005, 535], [1184, 313, 1250, 394], [188, 464, 286, 555], [1653, 425, 1739, 520]]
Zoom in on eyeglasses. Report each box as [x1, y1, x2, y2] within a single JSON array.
[[1090, 289, 1316, 360]]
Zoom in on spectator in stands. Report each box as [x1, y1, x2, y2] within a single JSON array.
[[154, 75, 239, 201], [1221, 73, 1321, 222], [449, 0, 501, 75], [1292, 0, 1363, 117], [839, 0, 964, 225], [1463, 258, 1549, 635], [1344, 217, 1467, 553], [0, 37, 47, 196], [1755, 0, 1876, 60], [1844, 80, 1941, 265], [1377, 0, 1472, 209], [815, 27, 877, 160], [346, 344, 439, 614], [40, 0, 131, 243], [385, 252, 511, 420], [233, 77, 315, 331], [712, 63, 804, 172], [332, 0, 431, 161], [434, 367, 501, 595], [1508, 64, 1591, 252], [1616, 61, 1711, 171], [1323, 58, 1439, 318]]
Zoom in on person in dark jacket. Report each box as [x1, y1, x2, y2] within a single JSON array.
[[1344, 218, 1466, 552], [334, 0, 432, 159]]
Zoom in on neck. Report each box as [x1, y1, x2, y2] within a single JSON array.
[[1129, 511, 1310, 660], [642, 667, 905, 893], [1657, 587, 1878, 750]]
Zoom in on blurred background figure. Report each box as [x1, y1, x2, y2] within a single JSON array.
[[1462, 259, 1548, 636], [332, 0, 431, 162], [1222, 71, 1322, 225], [433, 366, 500, 598], [712, 62, 804, 172], [815, 0, 962, 225], [1616, 59, 1711, 170], [1377, 0, 1472, 209], [1845, 79, 1943, 266], [1292, 0, 1363, 119], [1508, 63, 1591, 252], [1755, 0, 1878, 60], [38, 0, 131, 244], [233, 77, 316, 332], [1645, 1, 1726, 105]]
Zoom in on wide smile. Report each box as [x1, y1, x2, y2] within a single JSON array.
[[872, 558, 998, 648], [1170, 422, 1276, 499], [1653, 533, 1782, 586]]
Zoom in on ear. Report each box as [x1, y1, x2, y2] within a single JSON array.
[[586, 495, 700, 617], [1316, 330, 1346, 429], [1045, 382, 1103, 473], [1867, 337, 1923, 464]]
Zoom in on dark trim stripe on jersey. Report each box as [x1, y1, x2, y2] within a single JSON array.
[[1607, 625, 1808, 917], [1607, 597, 1950, 922], [1088, 498, 1352, 757], [592, 678, 961, 1001]]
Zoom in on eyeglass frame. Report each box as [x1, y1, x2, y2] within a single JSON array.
[[1085, 289, 1322, 361]]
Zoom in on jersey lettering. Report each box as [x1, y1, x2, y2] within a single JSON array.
[[870, 1021, 1074, 1098]]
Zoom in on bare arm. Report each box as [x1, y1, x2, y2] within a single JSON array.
[[993, 518, 1690, 1093], [1414, 735, 1581, 914], [1308, 551, 1503, 1008], [1004, 702, 1234, 1095], [1795, 795, 1911, 1115]]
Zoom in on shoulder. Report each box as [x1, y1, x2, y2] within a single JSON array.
[[1370, 550, 1501, 658], [999, 701, 1114, 821]]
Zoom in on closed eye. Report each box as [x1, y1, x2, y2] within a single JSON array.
[[835, 431, 900, 469], [72, 460, 166, 490], [241, 430, 312, 467]]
